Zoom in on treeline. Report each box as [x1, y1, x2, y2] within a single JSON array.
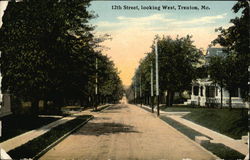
[[0, 0, 123, 115], [127, 35, 202, 106], [209, 1, 249, 108], [127, 1, 249, 108]]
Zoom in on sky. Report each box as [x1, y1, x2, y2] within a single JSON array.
[[89, 1, 238, 86], [0, 1, 238, 86], [0, 1, 8, 27]]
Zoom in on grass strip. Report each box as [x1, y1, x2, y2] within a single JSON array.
[[0, 115, 60, 142], [160, 116, 245, 160], [8, 115, 92, 159], [182, 108, 248, 139], [161, 106, 248, 139], [92, 104, 111, 112]]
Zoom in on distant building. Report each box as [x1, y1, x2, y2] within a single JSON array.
[[184, 48, 247, 108]]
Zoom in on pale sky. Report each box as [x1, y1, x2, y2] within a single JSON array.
[[0, 1, 238, 86], [89, 1, 237, 86], [0, 1, 8, 27]]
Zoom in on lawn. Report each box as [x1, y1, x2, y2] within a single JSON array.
[[161, 116, 245, 159], [0, 115, 60, 142], [162, 106, 248, 139]]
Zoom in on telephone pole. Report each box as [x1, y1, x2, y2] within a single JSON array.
[[134, 78, 137, 104], [155, 40, 160, 116], [140, 69, 142, 107], [151, 61, 154, 113], [95, 58, 98, 110]]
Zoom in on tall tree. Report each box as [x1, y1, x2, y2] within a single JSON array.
[[212, 0, 250, 100], [156, 35, 201, 106], [0, 0, 97, 114], [130, 35, 202, 106], [208, 56, 226, 108]]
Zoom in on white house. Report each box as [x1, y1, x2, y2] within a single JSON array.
[[185, 48, 247, 108], [0, 2, 12, 160], [0, 1, 12, 118], [0, 52, 12, 117]]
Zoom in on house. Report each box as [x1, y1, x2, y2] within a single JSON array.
[[184, 48, 247, 108], [0, 2, 13, 160], [0, 52, 12, 117]]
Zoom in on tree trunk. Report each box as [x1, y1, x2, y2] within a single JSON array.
[[54, 97, 63, 113], [168, 91, 171, 107], [148, 96, 150, 105], [44, 99, 48, 112], [31, 98, 39, 116], [229, 90, 232, 110], [165, 95, 168, 108], [168, 91, 174, 106], [171, 93, 174, 106]]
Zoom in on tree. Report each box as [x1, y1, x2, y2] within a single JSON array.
[[130, 35, 202, 106], [208, 56, 226, 108], [0, 0, 103, 114], [97, 53, 124, 104], [212, 0, 250, 101]]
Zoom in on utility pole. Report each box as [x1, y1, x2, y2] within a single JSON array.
[[95, 58, 98, 111], [155, 40, 160, 116], [134, 79, 137, 104], [151, 61, 154, 113], [140, 69, 142, 107]]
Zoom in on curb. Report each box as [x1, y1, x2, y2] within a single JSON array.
[[32, 115, 94, 160], [100, 104, 113, 112], [91, 104, 113, 113]]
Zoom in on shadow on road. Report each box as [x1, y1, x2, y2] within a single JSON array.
[[93, 117, 111, 121], [105, 105, 128, 110], [73, 122, 140, 136]]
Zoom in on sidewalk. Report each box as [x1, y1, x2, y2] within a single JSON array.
[[142, 104, 248, 155], [0, 105, 105, 153]]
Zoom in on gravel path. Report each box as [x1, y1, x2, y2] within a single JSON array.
[[41, 104, 217, 160]]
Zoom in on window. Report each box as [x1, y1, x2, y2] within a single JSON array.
[[200, 86, 203, 96]]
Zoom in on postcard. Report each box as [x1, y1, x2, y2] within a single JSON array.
[[0, 0, 249, 159]]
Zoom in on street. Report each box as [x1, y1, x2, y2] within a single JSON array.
[[41, 103, 216, 160]]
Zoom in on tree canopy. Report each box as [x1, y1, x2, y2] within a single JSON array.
[[129, 35, 202, 106], [0, 0, 123, 114], [210, 0, 249, 101]]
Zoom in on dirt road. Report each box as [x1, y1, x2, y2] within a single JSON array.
[[41, 104, 216, 160]]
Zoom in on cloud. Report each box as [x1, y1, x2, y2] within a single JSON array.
[[95, 13, 228, 32], [96, 13, 175, 31], [172, 13, 227, 26], [117, 14, 174, 23], [93, 13, 230, 85]]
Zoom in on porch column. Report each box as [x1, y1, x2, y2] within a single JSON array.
[[191, 86, 194, 96], [198, 85, 201, 96], [215, 86, 217, 97], [203, 85, 206, 97], [238, 88, 241, 98]]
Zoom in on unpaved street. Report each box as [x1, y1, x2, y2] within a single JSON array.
[[41, 104, 216, 160]]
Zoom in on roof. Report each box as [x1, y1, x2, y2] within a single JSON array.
[[205, 48, 227, 58]]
